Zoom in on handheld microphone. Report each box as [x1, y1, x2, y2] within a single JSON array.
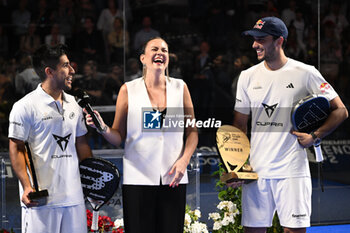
[[75, 89, 104, 132]]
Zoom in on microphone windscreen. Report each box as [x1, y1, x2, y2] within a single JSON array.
[[75, 89, 88, 99], [74, 89, 90, 107]]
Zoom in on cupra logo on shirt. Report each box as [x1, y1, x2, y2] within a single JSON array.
[[262, 103, 278, 118], [52, 134, 71, 151]]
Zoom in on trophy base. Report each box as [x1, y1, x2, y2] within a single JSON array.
[[29, 189, 49, 200], [221, 172, 258, 184]]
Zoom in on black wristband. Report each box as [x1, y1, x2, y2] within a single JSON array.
[[310, 131, 318, 140]]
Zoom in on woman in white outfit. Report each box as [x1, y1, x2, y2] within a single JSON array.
[[85, 37, 198, 233]]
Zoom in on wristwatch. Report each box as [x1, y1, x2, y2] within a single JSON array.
[[97, 125, 108, 134], [310, 131, 321, 146]]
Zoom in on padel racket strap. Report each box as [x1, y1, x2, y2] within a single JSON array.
[[319, 162, 325, 192]]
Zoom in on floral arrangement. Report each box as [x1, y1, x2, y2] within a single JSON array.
[[112, 218, 124, 233], [212, 163, 283, 233], [86, 209, 124, 233], [208, 201, 240, 232], [0, 229, 14, 233], [184, 205, 209, 233]]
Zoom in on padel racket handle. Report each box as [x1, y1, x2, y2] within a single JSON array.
[[314, 145, 324, 162], [91, 210, 99, 231]]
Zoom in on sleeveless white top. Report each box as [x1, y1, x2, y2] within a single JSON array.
[[124, 77, 188, 185]]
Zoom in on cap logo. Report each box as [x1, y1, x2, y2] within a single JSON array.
[[254, 19, 265, 29]]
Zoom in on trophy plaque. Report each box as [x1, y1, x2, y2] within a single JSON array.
[[216, 125, 258, 183], [25, 143, 49, 202]]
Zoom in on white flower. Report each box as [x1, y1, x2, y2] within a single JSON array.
[[228, 201, 238, 213], [113, 218, 124, 229], [217, 201, 225, 210], [221, 216, 231, 226], [185, 213, 192, 226], [208, 212, 221, 221], [225, 213, 235, 224], [213, 221, 223, 230], [217, 200, 234, 211], [194, 209, 201, 218], [189, 221, 208, 233]]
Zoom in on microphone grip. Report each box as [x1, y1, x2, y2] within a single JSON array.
[[85, 103, 103, 132], [314, 144, 324, 162]]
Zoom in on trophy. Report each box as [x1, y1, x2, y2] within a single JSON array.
[[216, 125, 258, 183], [25, 143, 49, 202]]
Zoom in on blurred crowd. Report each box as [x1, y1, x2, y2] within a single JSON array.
[[1, 0, 350, 149]]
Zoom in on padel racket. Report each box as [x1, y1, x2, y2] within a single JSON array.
[[80, 157, 120, 231], [291, 94, 330, 162]]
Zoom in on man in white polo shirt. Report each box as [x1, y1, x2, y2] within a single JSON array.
[[229, 17, 348, 233], [8, 44, 93, 233]]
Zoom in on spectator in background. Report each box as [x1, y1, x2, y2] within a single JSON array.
[[169, 53, 182, 79], [72, 60, 106, 106], [211, 54, 233, 124], [292, 8, 306, 53], [45, 23, 66, 47], [191, 41, 213, 121], [285, 25, 304, 60], [11, 0, 31, 52], [0, 62, 17, 108], [0, 0, 11, 33], [19, 22, 41, 55], [97, 0, 122, 63], [0, 69, 16, 148], [340, 26, 350, 101], [281, 0, 297, 27], [108, 17, 129, 64], [51, 0, 75, 47], [207, 3, 230, 53], [103, 63, 124, 105], [304, 27, 318, 66], [0, 25, 9, 59], [32, 0, 52, 42], [72, 60, 106, 149], [100, 63, 125, 135], [15, 54, 41, 98], [262, 0, 279, 17], [75, 0, 97, 33], [11, 0, 31, 37], [320, 20, 343, 86], [133, 16, 160, 55], [323, 1, 349, 40], [125, 57, 141, 82], [77, 16, 104, 65], [3, 58, 17, 88], [231, 55, 252, 99]]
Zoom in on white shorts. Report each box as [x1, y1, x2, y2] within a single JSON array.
[[21, 204, 87, 233], [241, 177, 311, 228]]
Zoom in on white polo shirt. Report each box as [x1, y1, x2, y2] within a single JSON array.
[[235, 58, 338, 178], [9, 84, 87, 207]]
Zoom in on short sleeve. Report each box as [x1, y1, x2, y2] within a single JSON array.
[[234, 71, 251, 115], [8, 101, 31, 141], [307, 66, 338, 101]]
